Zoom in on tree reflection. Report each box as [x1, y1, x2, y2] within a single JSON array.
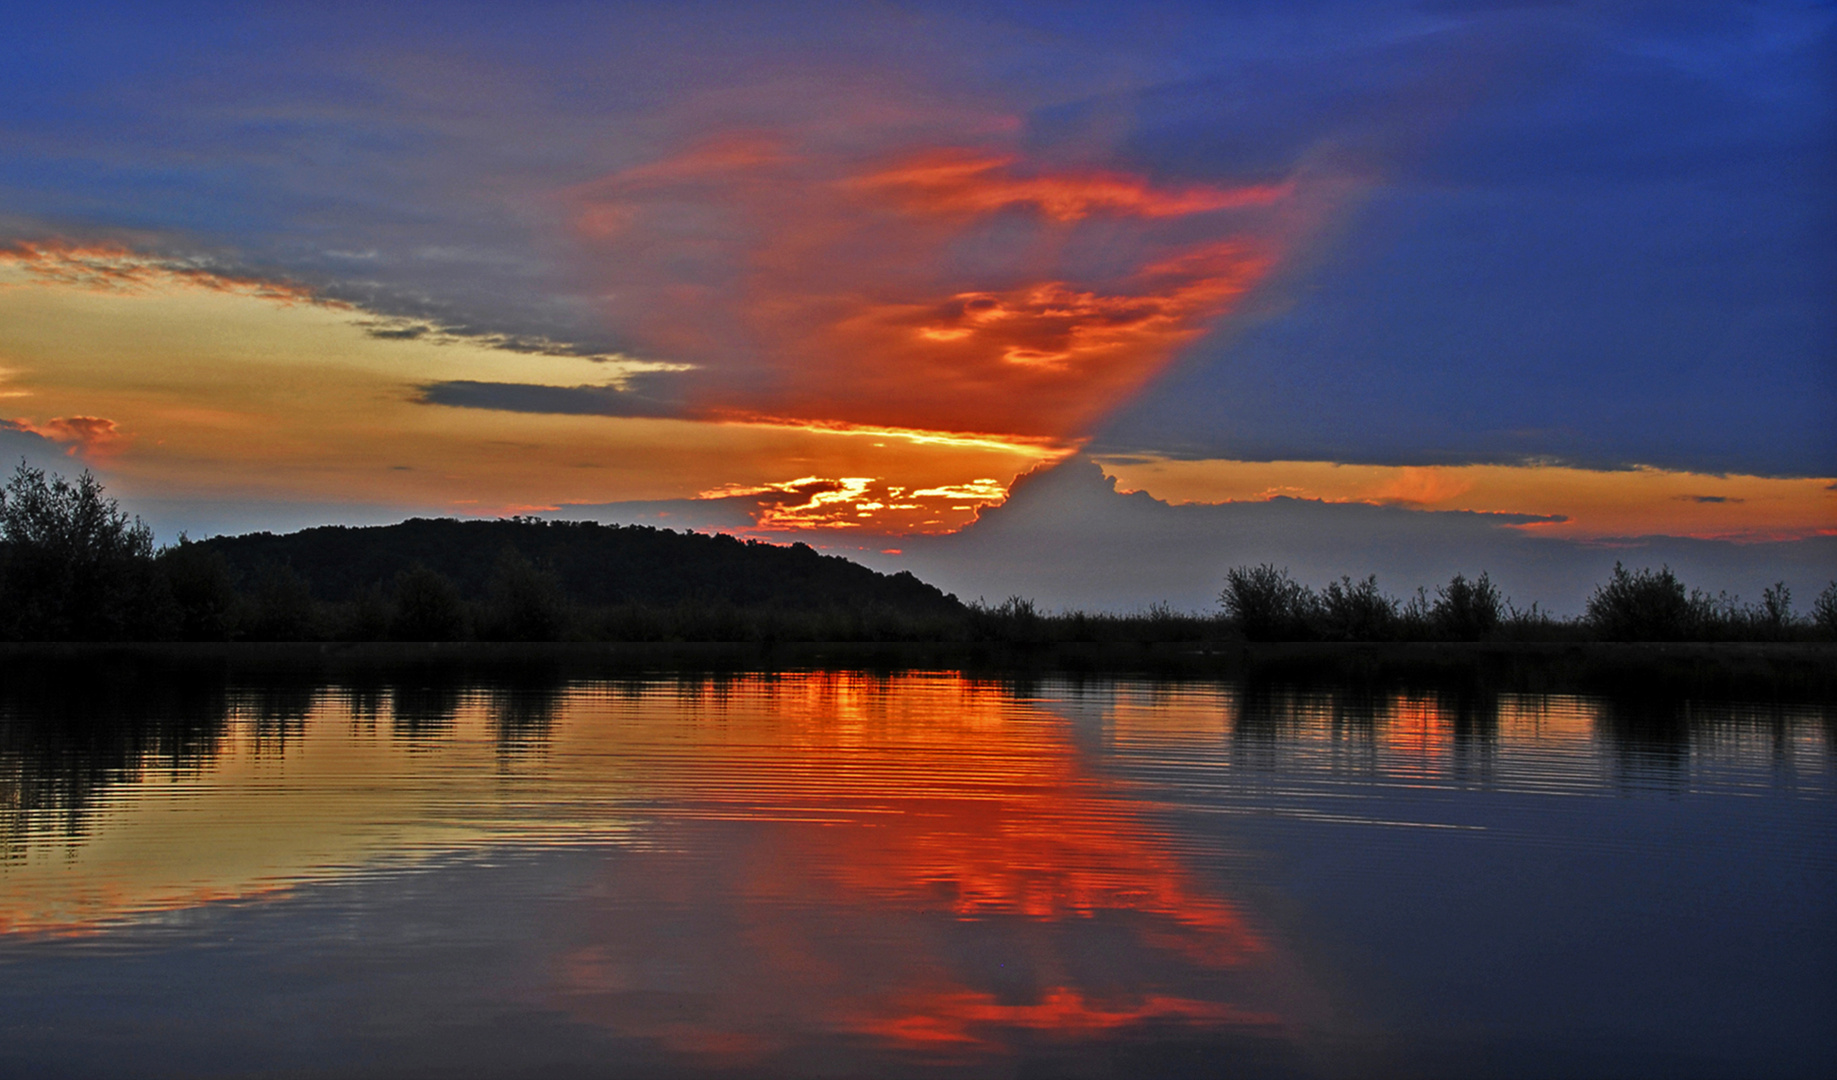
[[389, 682, 463, 742], [1, 662, 230, 853]]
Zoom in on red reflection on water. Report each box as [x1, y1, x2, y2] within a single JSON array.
[[856, 987, 1281, 1047], [548, 673, 1299, 1064]]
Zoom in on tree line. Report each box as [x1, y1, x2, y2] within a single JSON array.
[[3, 463, 1834, 644]]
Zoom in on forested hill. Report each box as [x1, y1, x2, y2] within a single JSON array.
[[195, 518, 961, 613]]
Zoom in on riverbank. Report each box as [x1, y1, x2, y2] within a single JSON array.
[[4, 639, 1833, 702]]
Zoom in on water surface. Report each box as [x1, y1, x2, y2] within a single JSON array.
[[2, 670, 1831, 1078]]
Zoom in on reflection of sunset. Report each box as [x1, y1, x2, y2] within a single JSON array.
[[6, 674, 1829, 1069], [533, 673, 1292, 1061], [855, 987, 1280, 1048]]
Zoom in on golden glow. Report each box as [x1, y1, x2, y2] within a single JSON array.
[[0, 248, 1057, 524], [1098, 455, 1837, 541]]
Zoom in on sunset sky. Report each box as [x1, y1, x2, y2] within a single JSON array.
[[3, 2, 1831, 608]]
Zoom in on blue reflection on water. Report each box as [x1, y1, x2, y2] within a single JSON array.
[[1, 671, 1832, 1078]]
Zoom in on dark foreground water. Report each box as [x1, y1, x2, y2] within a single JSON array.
[[2, 670, 1832, 1079]]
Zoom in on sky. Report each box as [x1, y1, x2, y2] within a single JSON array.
[[2, 1, 1832, 610]]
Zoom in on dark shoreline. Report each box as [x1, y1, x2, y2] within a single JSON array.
[[4, 639, 1833, 702]]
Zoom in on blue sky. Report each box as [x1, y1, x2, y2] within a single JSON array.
[[1, 1, 1831, 605]]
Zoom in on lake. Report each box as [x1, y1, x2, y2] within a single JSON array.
[[2, 666, 1832, 1078]]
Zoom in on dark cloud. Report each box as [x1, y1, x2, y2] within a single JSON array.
[[361, 322, 434, 341], [414, 374, 685, 420], [546, 497, 764, 533], [0, 420, 74, 473]]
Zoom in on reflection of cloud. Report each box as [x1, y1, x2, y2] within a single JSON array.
[[853, 988, 1278, 1049], [545, 673, 1295, 1065]]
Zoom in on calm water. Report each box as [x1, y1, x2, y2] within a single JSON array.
[[2, 670, 1832, 1079]]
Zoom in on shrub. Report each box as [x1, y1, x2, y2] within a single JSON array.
[[1317, 575, 1398, 641], [1813, 581, 1837, 637], [969, 595, 1044, 642], [1586, 563, 1700, 641], [1432, 573, 1502, 641], [1220, 564, 1315, 641]]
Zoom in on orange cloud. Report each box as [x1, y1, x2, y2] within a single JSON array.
[[1099, 456, 1837, 542], [691, 473, 1015, 534], [10, 414, 126, 458]]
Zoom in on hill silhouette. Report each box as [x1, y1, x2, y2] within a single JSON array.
[[193, 518, 962, 614]]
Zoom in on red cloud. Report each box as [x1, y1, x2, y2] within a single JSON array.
[[565, 139, 1292, 440], [847, 149, 1291, 222]]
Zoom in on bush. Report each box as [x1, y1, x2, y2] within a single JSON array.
[[1586, 563, 1700, 641], [1432, 573, 1502, 641], [1220, 564, 1315, 641]]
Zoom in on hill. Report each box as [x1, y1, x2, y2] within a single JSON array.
[[193, 518, 962, 615]]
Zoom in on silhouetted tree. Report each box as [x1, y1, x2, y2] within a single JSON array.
[[390, 564, 467, 640], [1432, 573, 1502, 641], [1812, 581, 1837, 638], [243, 565, 320, 641], [480, 548, 566, 641], [0, 462, 158, 640], [157, 538, 236, 640]]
